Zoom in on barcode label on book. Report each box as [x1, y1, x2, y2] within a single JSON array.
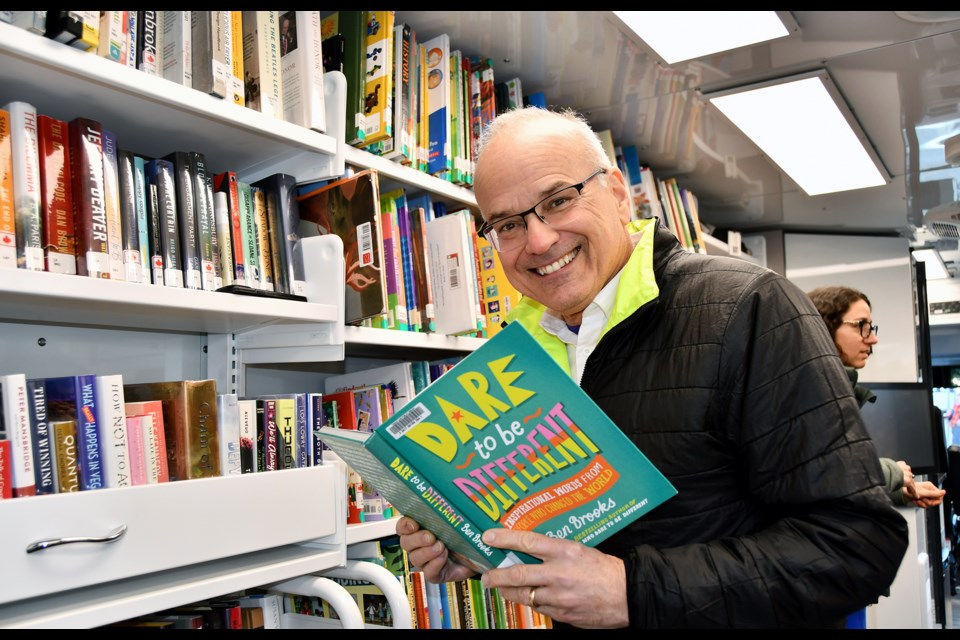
[[446, 252, 460, 289], [357, 221, 373, 267], [385, 402, 430, 439]]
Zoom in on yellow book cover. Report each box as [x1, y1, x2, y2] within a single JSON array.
[[361, 11, 394, 146], [228, 11, 245, 106], [475, 235, 521, 338], [0, 108, 14, 269]]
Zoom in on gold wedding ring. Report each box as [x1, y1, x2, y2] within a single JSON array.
[[529, 587, 538, 609]]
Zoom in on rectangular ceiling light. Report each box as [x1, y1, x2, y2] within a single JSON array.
[[913, 248, 951, 280], [612, 11, 794, 64], [704, 70, 890, 196]]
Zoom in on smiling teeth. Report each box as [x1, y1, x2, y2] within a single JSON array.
[[536, 248, 578, 275]]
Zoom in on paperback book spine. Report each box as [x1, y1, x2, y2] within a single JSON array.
[[280, 11, 326, 132], [132, 155, 151, 282], [227, 11, 245, 107], [161, 10, 193, 88], [101, 129, 125, 280], [218, 393, 241, 475], [36, 113, 77, 274], [76, 374, 104, 491], [94, 374, 132, 489], [117, 149, 143, 283], [136, 10, 161, 76], [213, 190, 233, 287], [238, 398, 256, 473], [44, 11, 98, 51], [0, 107, 15, 269], [4, 101, 43, 271], [191, 11, 228, 98], [68, 117, 110, 278], [213, 171, 245, 284], [250, 184, 274, 291], [241, 11, 283, 120], [237, 180, 260, 288], [26, 378, 56, 495], [124, 414, 146, 486]]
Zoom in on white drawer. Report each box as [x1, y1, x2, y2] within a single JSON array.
[[0, 465, 340, 605]]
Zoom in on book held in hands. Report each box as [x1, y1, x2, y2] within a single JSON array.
[[317, 322, 677, 573]]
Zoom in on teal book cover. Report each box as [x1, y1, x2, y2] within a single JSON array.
[[317, 321, 677, 573]]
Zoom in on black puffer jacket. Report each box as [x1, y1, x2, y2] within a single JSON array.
[[580, 225, 908, 628]]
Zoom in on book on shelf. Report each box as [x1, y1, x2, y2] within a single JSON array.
[[236, 593, 282, 630], [101, 130, 125, 280], [360, 10, 395, 147], [242, 11, 283, 120], [297, 168, 387, 325], [251, 172, 305, 296], [25, 378, 55, 495], [227, 11, 245, 107], [213, 171, 246, 286], [144, 157, 184, 287], [409, 205, 437, 333], [123, 379, 220, 481], [387, 188, 418, 332], [1, 373, 35, 497], [0, 440, 11, 500], [124, 413, 147, 486], [117, 149, 143, 283], [3, 101, 43, 271], [44, 11, 99, 52], [45, 374, 104, 491], [236, 179, 261, 289], [188, 150, 220, 290], [191, 11, 229, 99], [125, 398, 170, 484], [422, 33, 451, 177], [51, 418, 79, 492], [324, 361, 417, 417], [0, 107, 14, 269], [238, 398, 257, 473], [322, 10, 365, 146], [382, 21, 416, 165], [475, 235, 522, 339], [136, 10, 161, 76], [378, 190, 408, 331], [164, 151, 202, 289], [68, 118, 110, 279], [217, 393, 241, 476], [279, 11, 326, 132], [36, 113, 77, 275], [97, 11, 126, 64], [132, 154, 153, 282], [94, 374, 132, 489], [250, 184, 275, 291], [212, 190, 234, 287], [161, 10, 192, 89], [425, 210, 480, 336], [317, 321, 678, 573]]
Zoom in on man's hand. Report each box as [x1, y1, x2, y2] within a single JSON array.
[[396, 516, 477, 584], [479, 528, 629, 628]]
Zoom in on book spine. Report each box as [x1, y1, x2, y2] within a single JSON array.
[[360, 11, 394, 146], [217, 393, 241, 475], [275, 397, 296, 470], [273, 172, 306, 296], [94, 374, 131, 488], [125, 11, 138, 68], [68, 118, 109, 278], [0, 440, 10, 499], [117, 149, 143, 283], [52, 420, 80, 492], [237, 180, 260, 288], [97, 11, 125, 63], [124, 414, 146, 486], [185, 380, 220, 479], [188, 151, 217, 290], [411, 206, 436, 332], [250, 185, 274, 291], [280, 11, 326, 132], [0, 108, 14, 269], [36, 114, 77, 275], [145, 158, 183, 287], [242, 11, 283, 119], [191, 11, 227, 98], [45, 11, 99, 51], [136, 10, 161, 76], [238, 398, 256, 473], [264, 398, 279, 471], [161, 11, 192, 88], [132, 155, 151, 283], [26, 378, 55, 495], [100, 130, 125, 280], [307, 392, 323, 466], [255, 398, 266, 472], [213, 171, 245, 284], [76, 374, 104, 491], [165, 151, 201, 289], [213, 190, 233, 287], [263, 180, 288, 294], [2, 374, 35, 497], [338, 10, 366, 145], [227, 11, 245, 107], [5, 101, 43, 270]]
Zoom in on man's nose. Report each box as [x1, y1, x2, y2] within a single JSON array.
[[522, 213, 558, 252]]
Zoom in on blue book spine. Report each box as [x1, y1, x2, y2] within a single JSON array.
[[295, 392, 308, 469], [75, 374, 104, 490], [27, 378, 56, 495]]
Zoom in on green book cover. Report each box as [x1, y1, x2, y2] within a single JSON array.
[[317, 322, 677, 573]]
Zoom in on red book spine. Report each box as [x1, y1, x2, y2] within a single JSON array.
[[68, 117, 110, 278], [213, 171, 245, 284], [0, 440, 12, 500], [37, 114, 77, 275]]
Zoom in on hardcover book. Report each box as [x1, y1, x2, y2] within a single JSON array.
[[125, 399, 170, 483], [4, 101, 43, 271], [250, 184, 274, 291], [161, 11, 192, 89], [132, 155, 151, 283], [213, 190, 233, 287], [317, 322, 677, 573], [69, 117, 110, 278], [36, 114, 77, 275], [421, 34, 451, 177], [144, 157, 184, 287], [475, 235, 522, 338], [117, 149, 143, 283], [324, 361, 417, 415], [101, 130, 125, 280], [360, 10, 394, 147], [136, 11, 161, 76], [123, 379, 220, 481], [191, 11, 229, 99], [242, 11, 283, 120], [0, 108, 14, 269], [213, 171, 246, 285], [26, 377, 55, 495], [251, 172, 305, 296], [0, 440, 11, 499], [164, 151, 202, 289], [279, 11, 326, 132], [425, 211, 480, 336], [124, 413, 147, 485], [227, 11, 245, 107], [51, 419, 80, 492], [322, 11, 365, 145], [217, 392, 241, 475], [297, 168, 387, 325], [238, 397, 257, 473], [1, 373, 35, 497], [45, 374, 104, 491], [94, 374, 132, 489]]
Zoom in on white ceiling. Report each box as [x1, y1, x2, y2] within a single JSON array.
[[396, 11, 960, 237]]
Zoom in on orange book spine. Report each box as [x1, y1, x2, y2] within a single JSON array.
[[0, 108, 14, 269]]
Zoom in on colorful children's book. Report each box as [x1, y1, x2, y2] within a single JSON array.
[[317, 322, 677, 573]]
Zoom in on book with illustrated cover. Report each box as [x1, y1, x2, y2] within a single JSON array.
[[378, 192, 407, 331], [425, 211, 480, 336], [421, 34, 450, 177], [476, 235, 522, 339], [238, 398, 257, 473], [213, 171, 246, 285], [36, 114, 76, 275], [123, 379, 220, 481], [297, 168, 387, 325], [51, 419, 79, 492], [45, 374, 103, 491], [317, 322, 677, 573], [360, 10, 394, 147], [4, 101, 43, 271], [409, 206, 437, 333]]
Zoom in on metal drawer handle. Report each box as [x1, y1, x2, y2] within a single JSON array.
[[26, 524, 128, 554]]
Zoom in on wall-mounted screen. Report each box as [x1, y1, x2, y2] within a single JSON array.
[[859, 382, 947, 476]]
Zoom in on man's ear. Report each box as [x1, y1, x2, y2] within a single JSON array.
[[607, 167, 632, 224]]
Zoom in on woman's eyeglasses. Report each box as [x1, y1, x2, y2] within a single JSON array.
[[842, 319, 878, 338]]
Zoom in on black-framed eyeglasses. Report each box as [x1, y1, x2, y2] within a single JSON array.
[[477, 168, 606, 252], [842, 319, 878, 338]]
